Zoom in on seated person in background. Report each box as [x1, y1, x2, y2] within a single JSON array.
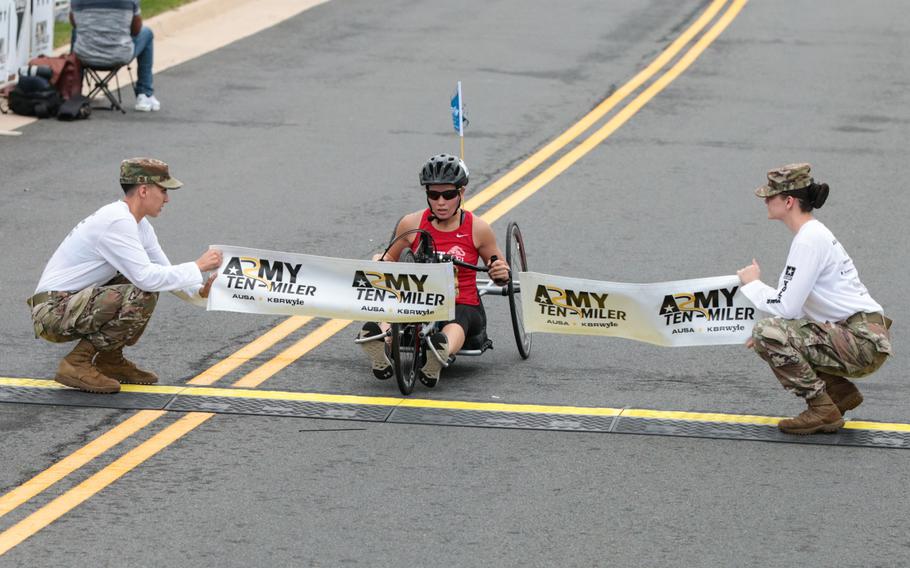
[[358, 154, 511, 387], [70, 0, 160, 112]]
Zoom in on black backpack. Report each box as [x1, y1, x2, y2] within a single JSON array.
[[8, 76, 62, 118]]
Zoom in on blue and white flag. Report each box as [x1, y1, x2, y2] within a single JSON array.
[[450, 81, 467, 136]]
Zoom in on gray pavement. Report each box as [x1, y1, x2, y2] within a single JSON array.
[[4, 416, 910, 567], [2, 0, 909, 566]]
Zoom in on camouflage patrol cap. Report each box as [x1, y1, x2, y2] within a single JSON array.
[[119, 158, 183, 189], [755, 163, 813, 198]]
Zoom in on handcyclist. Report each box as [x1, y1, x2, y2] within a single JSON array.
[[358, 154, 511, 386]]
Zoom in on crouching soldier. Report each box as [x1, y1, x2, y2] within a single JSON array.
[[27, 158, 223, 393], [737, 163, 892, 434]]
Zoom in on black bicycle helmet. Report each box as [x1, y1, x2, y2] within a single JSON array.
[[419, 154, 469, 188]]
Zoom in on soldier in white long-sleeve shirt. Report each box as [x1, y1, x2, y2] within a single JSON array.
[[27, 158, 223, 394], [737, 163, 892, 435]]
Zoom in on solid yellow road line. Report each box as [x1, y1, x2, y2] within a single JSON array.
[[463, 0, 728, 213], [397, 398, 623, 416], [9, 378, 910, 432], [482, 0, 748, 225], [119, 384, 186, 394], [0, 377, 185, 395], [844, 420, 910, 433], [231, 319, 353, 388], [621, 408, 780, 426], [184, 386, 405, 406], [185, 386, 623, 416], [0, 410, 166, 520], [0, 377, 66, 389], [188, 315, 313, 385], [0, 412, 213, 556], [182, 387, 623, 416]]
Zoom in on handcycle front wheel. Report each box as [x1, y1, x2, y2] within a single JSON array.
[[506, 221, 532, 359], [391, 248, 423, 395], [391, 322, 422, 395]]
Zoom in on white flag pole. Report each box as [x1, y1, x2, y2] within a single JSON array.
[[457, 81, 464, 161]]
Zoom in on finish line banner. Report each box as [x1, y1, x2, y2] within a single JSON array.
[[207, 245, 455, 322], [519, 271, 762, 347]]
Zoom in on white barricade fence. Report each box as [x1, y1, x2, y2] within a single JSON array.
[[519, 271, 764, 347], [0, 0, 15, 83], [13, 0, 28, 75], [207, 245, 456, 323], [29, 0, 53, 58], [0, 0, 54, 88]]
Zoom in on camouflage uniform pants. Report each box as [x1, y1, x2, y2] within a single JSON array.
[[27, 275, 158, 352], [751, 313, 892, 399]]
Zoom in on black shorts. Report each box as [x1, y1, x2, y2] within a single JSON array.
[[440, 303, 486, 339]]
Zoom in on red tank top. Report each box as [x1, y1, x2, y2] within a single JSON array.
[[412, 209, 480, 305]]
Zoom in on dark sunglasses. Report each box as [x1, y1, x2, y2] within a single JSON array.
[[426, 188, 460, 200]]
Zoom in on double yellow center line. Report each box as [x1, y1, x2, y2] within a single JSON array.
[[0, 0, 747, 555]]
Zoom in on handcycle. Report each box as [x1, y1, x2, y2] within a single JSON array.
[[354, 221, 532, 395]]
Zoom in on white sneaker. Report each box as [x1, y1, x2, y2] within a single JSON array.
[[358, 322, 393, 380], [134, 93, 153, 112], [147, 95, 161, 111], [419, 333, 449, 387]]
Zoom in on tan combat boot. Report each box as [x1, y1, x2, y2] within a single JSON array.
[[95, 348, 159, 385], [778, 392, 844, 435], [55, 340, 121, 394], [818, 372, 863, 414]]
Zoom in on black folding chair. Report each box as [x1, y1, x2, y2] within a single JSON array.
[[81, 62, 133, 113], [70, 29, 133, 114]]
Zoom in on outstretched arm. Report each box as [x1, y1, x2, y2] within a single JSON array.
[[739, 243, 821, 319]]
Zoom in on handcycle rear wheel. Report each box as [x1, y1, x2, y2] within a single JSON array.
[[506, 221, 532, 359]]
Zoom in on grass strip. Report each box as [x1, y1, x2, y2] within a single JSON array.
[[54, 0, 198, 48]]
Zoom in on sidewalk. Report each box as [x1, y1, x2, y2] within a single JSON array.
[[0, 0, 327, 136]]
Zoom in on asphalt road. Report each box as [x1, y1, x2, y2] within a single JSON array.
[[1, 0, 909, 566]]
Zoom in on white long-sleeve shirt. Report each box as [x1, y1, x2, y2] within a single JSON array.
[[741, 219, 882, 323], [36, 201, 205, 306]]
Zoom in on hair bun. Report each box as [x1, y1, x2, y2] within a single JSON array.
[[812, 182, 829, 209]]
